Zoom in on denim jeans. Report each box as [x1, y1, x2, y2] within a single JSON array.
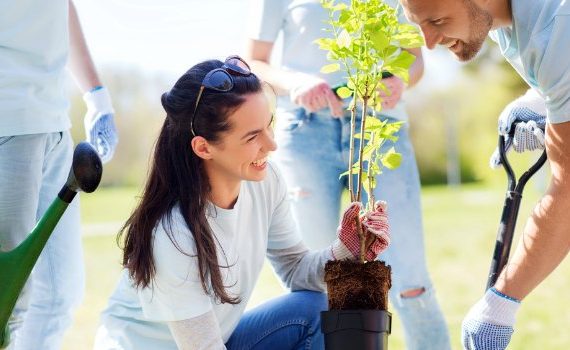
[[226, 291, 327, 350], [0, 132, 83, 350], [272, 108, 451, 350]]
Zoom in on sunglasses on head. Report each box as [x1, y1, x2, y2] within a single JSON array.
[[190, 55, 252, 137]]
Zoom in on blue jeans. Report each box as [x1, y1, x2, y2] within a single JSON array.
[[0, 132, 83, 350], [226, 291, 327, 350], [273, 108, 451, 350]]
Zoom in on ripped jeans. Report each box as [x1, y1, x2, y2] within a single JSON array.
[[272, 108, 451, 350]]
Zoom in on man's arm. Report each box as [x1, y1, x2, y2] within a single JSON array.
[[405, 47, 424, 88], [68, 0, 101, 92], [376, 47, 423, 110], [495, 121, 570, 300]]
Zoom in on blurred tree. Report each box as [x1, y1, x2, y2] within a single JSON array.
[[68, 65, 173, 187], [406, 43, 529, 185]]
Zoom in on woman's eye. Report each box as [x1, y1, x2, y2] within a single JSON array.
[[247, 135, 258, 143], [432, 18, 444, 26]]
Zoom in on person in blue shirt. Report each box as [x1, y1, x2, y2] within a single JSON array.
[[399, 0, 570, 348], [0, 1, 117, 348]]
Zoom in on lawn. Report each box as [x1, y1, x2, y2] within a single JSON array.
[[62, 182, 569, 349]]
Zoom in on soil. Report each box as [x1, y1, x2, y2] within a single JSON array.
[[324, 260, 391, 310]]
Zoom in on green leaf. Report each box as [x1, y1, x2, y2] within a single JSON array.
[[320, 0, 335, 9], [339, 165, 361, 179], [381, 148, 402, 170], [314, 38, 334, 51], [337, 29, 352, 49], [320, 63, 340, 74], [364, 115, 384, 128], [338, 9, 352, 25], [336, 86, 353, 98], [370, 31, 390, 52], [362, 143, 376, 161], [332, 3, 348, 11], [354, 132, 371, 140], [385, 50, 416, 70]]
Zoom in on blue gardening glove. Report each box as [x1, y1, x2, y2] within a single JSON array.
[[461, 288, 521, 350], [489, 89, 547, 168], [83, 86, 118, 163]]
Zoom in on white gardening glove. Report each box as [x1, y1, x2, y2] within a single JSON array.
[[461, 287, 521, 349], [330, 201, 390, 261], [83, 86, 118, 164], [489, 89, 547, 168]]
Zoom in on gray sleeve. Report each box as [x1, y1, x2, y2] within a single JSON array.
[[167, 310, 226, 350], [248, 0, 285, 42], [266, 241, 333, 292]]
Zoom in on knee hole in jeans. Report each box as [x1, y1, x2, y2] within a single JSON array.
[[400, 287, 426, 299]]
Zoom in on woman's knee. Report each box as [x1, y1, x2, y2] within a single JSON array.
[[290, 291, 327, 324]]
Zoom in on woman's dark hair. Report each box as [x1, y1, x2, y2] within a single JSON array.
[[119, 59, 262, 304]]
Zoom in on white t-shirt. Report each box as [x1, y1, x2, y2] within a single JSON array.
[[0, 0, 71, 136], [97, 163, 302, 349], [248, 0, 410, 121], [489, 0, 570, 123]]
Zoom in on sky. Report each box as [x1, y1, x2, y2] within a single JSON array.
[[75, 0, 461, 87], [75, 0, 253, 76]]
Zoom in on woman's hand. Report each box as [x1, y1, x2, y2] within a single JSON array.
[[330, 201, 390, 261], [377, 76, 404, 110], [289, 76, 344, 117]]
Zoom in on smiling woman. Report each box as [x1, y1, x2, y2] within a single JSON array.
[[92, 56, 392, 350]]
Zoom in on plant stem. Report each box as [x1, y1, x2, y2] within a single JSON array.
[[348, 101, 357, 202], [367, 131, 376, 211], [356, 95, 369, 202], [355, 214, 365, 264]]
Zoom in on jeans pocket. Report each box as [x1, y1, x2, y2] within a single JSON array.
[[0, 136, 15, 146], [277, 109, 308, 133]]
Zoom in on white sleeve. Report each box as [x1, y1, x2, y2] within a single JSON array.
[[267, 241, 330, 292], [247, 0, 285, 42], [266, 163, 303, 250], [168, 310, 226, 350], [536, 16, 570, 124], [138, 211, 213, 322]]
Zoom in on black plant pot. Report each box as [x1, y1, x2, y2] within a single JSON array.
[[321, 309, 392, 350]]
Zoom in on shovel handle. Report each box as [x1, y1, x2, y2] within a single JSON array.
[[486, 128, 547, 290]]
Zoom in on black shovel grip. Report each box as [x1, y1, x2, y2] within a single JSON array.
[[485, 124, 547, 290]]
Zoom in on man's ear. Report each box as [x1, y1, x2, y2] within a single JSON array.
[[191, 136, 214, 160]]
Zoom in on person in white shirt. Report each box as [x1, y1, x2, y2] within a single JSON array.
[[94, 56, 390, 350], [0, 1, 117, 348]]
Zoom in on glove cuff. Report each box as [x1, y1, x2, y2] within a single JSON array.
[[330, 240, 354, 261], [471, 288, 521, 327], [83, 86, 114, 115]]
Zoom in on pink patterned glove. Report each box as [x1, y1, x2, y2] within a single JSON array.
[[331, 201, 390, 261]]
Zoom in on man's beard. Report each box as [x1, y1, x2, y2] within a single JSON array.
[[455, 0, 493, 61]]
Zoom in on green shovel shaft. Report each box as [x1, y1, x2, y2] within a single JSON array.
[[0, 194, 74, 345]]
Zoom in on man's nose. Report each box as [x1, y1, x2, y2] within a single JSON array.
[[420, 25, 441, 49]]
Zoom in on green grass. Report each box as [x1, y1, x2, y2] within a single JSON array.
[[63, 182, 569, 349]]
